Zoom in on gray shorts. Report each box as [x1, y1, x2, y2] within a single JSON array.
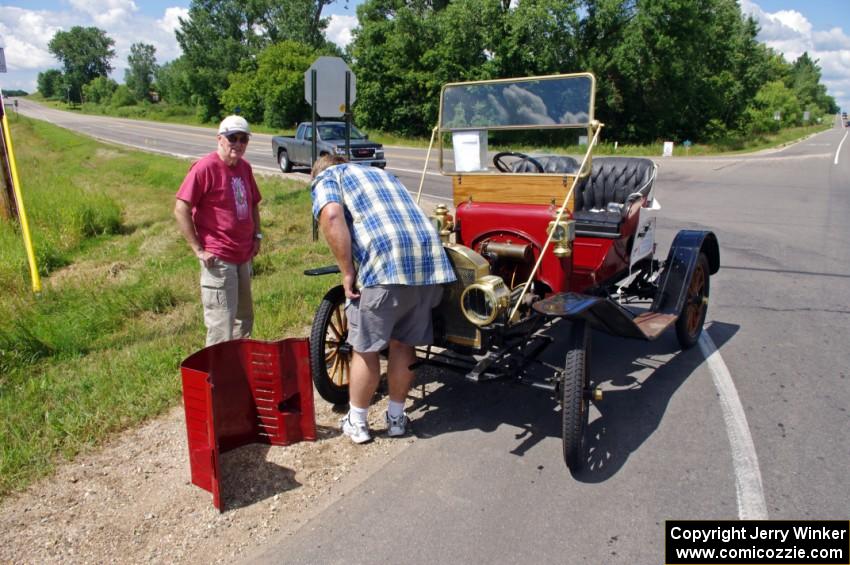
[[346, 284, 444, 353]]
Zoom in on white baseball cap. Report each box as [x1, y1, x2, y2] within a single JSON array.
[[218, 115, 251, 136]]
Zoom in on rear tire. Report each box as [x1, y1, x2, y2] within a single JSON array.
[[562, 320, 590, 473], [309, 285, 350, 405], [278, 149, 292, 173], [675, 252, 710, 349]]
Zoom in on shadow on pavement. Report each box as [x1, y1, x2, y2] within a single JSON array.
[[407, 321, 739, 482]]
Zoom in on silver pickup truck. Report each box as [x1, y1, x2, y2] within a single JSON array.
[[271, 121, 386, 172]]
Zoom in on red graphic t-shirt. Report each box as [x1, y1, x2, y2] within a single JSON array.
[[176, 152, 262, 264]]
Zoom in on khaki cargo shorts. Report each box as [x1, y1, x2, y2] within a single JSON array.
[[200, 258, 253, 346]]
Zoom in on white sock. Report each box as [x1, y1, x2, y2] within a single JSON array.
[[348, 404, 368, 425], [388, 400, 405, 419]]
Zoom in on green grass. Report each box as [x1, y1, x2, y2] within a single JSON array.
[[497, 123, 832, 158], [0, 116, 335, 497], [27, 94, 832, 154], [28, 93, 292, 135], [27, 94, 435, 142], [592, 123, 832, 156]]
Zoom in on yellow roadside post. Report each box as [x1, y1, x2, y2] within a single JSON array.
[[0, 89, 42, 292]]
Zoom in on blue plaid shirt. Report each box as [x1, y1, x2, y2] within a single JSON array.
[[312, 164, 456, 288]]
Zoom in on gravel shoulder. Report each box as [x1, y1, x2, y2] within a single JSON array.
[[0, 382, 430, 564]]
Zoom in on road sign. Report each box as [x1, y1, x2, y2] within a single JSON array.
[[304, 57, 356, 117]]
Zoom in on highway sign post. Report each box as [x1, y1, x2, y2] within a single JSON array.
[[304, 56, 357, 117], [305, 56, 357, 240]]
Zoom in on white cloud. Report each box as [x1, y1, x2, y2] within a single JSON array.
[[157, 7, 189, 35], [813, 28, 850, 52], [771, 10, 812, 37], [0, 4, 185, 93], [1, 33, 55, 71], [741, 1, 850, 112], [68, 0, 138, 27], [325, 15, 358, 49], [0, 8, 63, 71]]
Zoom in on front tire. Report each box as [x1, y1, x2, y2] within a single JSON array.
[[562, 320, 590, 473], [675, 252, 710, 349], [278, 149, 292, 173], [309, 285, 350, 405]]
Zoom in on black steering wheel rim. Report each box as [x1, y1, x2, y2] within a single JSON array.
[[493, 151, 545, 173]]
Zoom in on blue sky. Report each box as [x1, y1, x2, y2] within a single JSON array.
[[1, 1, 848, 112]]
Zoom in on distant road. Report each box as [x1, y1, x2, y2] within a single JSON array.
[[13, 98, 452, 203]]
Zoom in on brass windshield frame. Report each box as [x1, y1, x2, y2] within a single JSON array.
[[437, 72, 596, 176]]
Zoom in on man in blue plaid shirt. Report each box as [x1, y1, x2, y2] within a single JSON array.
[[312, 155, 456, 444]]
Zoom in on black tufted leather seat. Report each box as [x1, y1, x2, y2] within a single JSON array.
[[510, 155, 580, 174], [572, 157, 657, 237]]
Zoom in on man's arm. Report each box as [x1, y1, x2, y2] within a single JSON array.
[[318, 202, 359, 299], [174, 198, 215, 268], [251, 200, 262, 257]]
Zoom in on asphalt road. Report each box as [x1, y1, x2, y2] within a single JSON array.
[[13, 98, 453, 204], [15, 101, 850, 563]]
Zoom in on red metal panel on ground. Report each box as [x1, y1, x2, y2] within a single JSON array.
[[180, 338, 315, 511]]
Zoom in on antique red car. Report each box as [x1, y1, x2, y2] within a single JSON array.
[[306, 73, 719, 473]]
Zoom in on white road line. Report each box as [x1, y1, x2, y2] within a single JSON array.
[[835, 131, 848, 165], [66, 130, 455, 202], [387, 165, 443, 177], [699, 331, 768, 520]]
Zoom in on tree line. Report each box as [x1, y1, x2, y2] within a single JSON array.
[[37, 0, 838, 144]]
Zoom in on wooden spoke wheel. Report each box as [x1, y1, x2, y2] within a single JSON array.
[[309, 285, 351, 405], [675, 252, 710, 349]]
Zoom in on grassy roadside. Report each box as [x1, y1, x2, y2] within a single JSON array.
[[590, 123, 833, 156], [28, 95, 437, 144], [496, 123, 832, 158], [27, 95, 440, 145], [27, 95, 832, 154], [0, 115, 335, 498], [26, 95, 283, 138]]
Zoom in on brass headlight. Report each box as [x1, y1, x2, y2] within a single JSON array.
[[460, 275, 510, 326], [547, 219, 575, 258]]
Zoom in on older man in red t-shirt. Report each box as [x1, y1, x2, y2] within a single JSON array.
[[174, 115, 263, 345]]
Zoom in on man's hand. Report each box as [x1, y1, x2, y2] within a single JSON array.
[[252, 238, 262, 257], [343, 271, 360, 299], [197, 249, 216, 268]]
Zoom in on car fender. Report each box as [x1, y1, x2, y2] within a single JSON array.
[[652, 230, 719, 316]]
